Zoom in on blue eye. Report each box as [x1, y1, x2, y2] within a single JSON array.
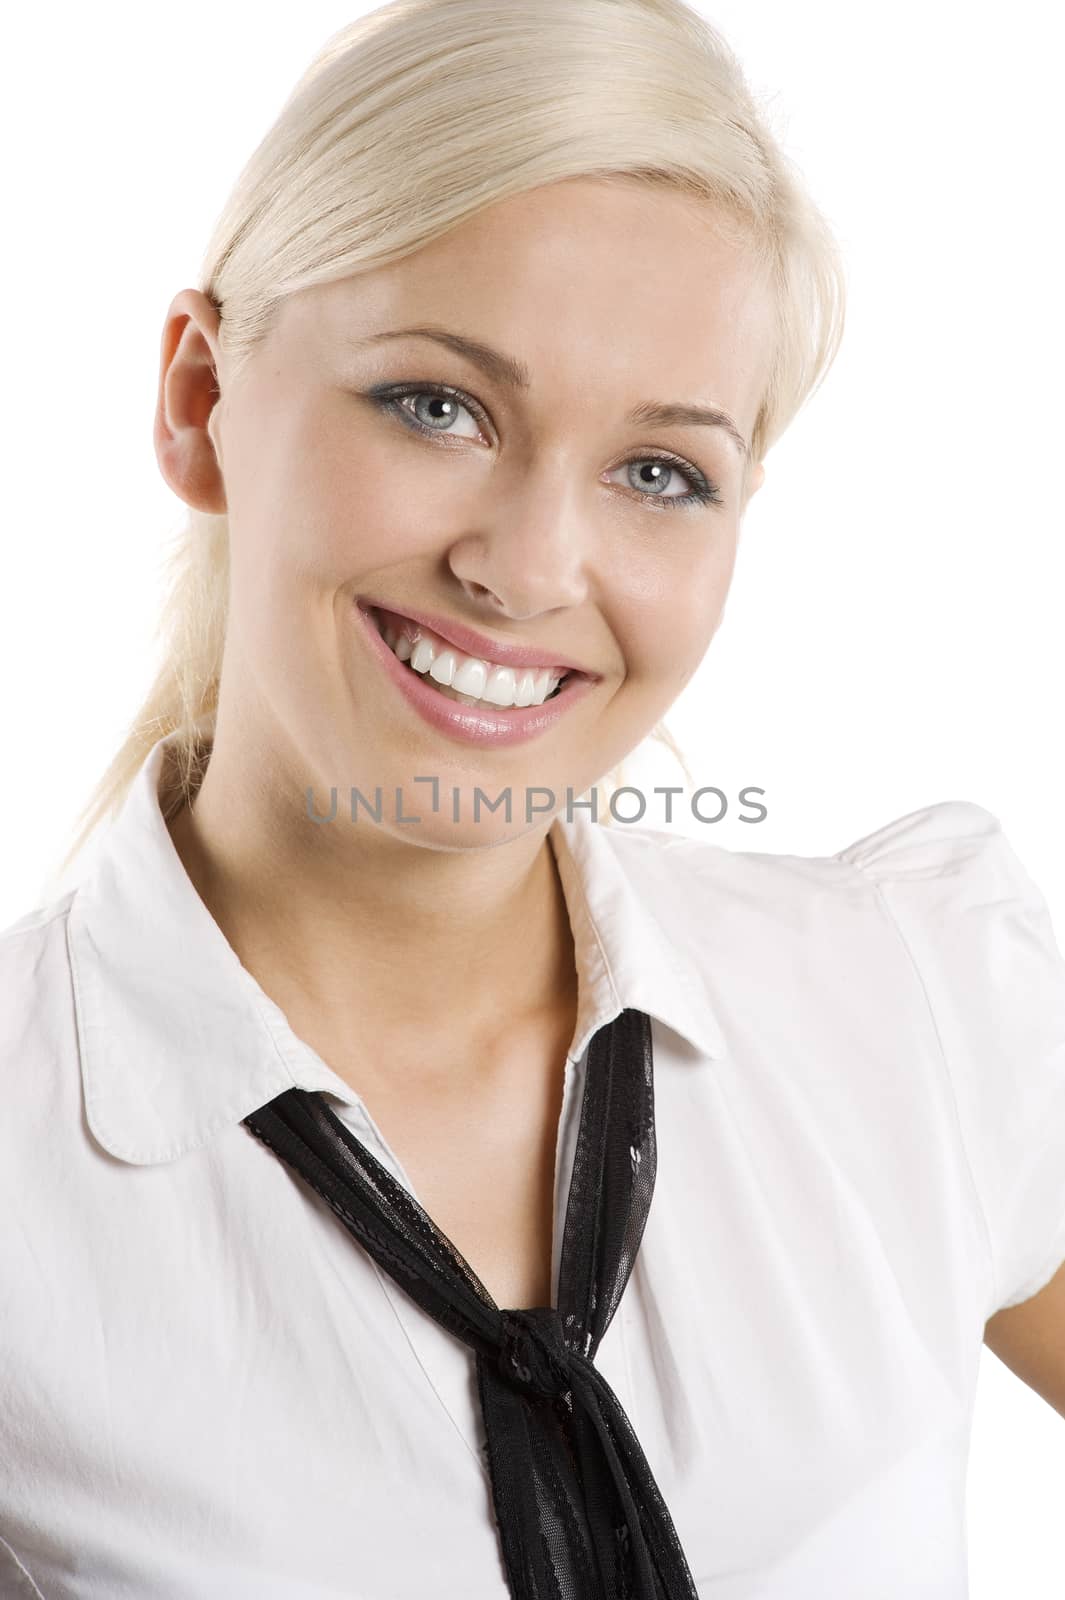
[[384, 387, 483, 441], [364, 381, 725, 511], [617, 457, 722, 509]]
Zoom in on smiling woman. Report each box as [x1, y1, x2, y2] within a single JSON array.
[[2, 0, 1064, 1598], [55, 0, 844, 858], [147, 176, 779, 831]]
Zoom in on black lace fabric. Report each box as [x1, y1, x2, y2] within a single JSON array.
[[243, 1007, 699, 1599]]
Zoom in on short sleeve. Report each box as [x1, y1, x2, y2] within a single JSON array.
[[836, 799, 1065, 1315]]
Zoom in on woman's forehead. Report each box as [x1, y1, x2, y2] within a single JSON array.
[[270, 188, 775, 428]]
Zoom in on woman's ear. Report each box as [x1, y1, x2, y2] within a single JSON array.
[[153, 289, 227, 514]]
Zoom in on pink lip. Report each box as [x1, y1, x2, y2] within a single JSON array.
[[356, 596, 597, 678], [354, 600, 597, 748]]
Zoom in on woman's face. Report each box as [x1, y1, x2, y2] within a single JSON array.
[[159, 176, 774, 848]]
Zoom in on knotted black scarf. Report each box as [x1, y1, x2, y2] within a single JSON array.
[[242, 1006, 699, 1599]]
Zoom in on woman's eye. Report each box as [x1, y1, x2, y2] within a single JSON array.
[[368, 382, 723, 511], [377, 386, 484, 441], [603, 457, 722, 510]]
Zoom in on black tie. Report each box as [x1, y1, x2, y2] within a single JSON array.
[[242, 1006, 700, 1599]]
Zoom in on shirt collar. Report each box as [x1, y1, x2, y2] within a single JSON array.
[[68, 731, 727, 1166]]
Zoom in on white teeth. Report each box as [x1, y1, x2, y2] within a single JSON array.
[[513, 670, 535, 708], [452, 656, 488, 699], [409, 637, 435, 674], [484, 667, 519, 708], [428, 648, 458, 688], [375, 612, 566, 708]]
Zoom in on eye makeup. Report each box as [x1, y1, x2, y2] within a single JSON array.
[[361, 378, 726, 511]]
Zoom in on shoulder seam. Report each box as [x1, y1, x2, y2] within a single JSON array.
[[848, 857, 1000, 1316]]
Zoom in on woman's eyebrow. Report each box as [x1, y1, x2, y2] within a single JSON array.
[[358, 323, 750, 460]]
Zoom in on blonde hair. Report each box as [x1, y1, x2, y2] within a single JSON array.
[[59, 0, 844, 870]]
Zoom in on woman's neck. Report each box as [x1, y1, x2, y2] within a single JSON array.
[[165, 744, 580, 1098]]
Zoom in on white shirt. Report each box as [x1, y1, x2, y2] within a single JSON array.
[[3, 732, 1065, 1600]]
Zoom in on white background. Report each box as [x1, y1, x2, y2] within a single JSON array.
[[1, 1, 1062, 1590]]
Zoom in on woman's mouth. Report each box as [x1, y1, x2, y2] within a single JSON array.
[[353, 600, 597, 749], [370, 604, 572, 707]]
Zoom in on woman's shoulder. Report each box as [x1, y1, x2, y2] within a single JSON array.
[[593, 797, 1012, 900], [1, 889, 77, 942], [829, 800, 1065, 1315], [604, 802, 1065, 1314], [592, 798, 1062, 996], [830, 797, 1009, 882], [825, 799, 1062, 973], [0, 888, 77, 963]]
